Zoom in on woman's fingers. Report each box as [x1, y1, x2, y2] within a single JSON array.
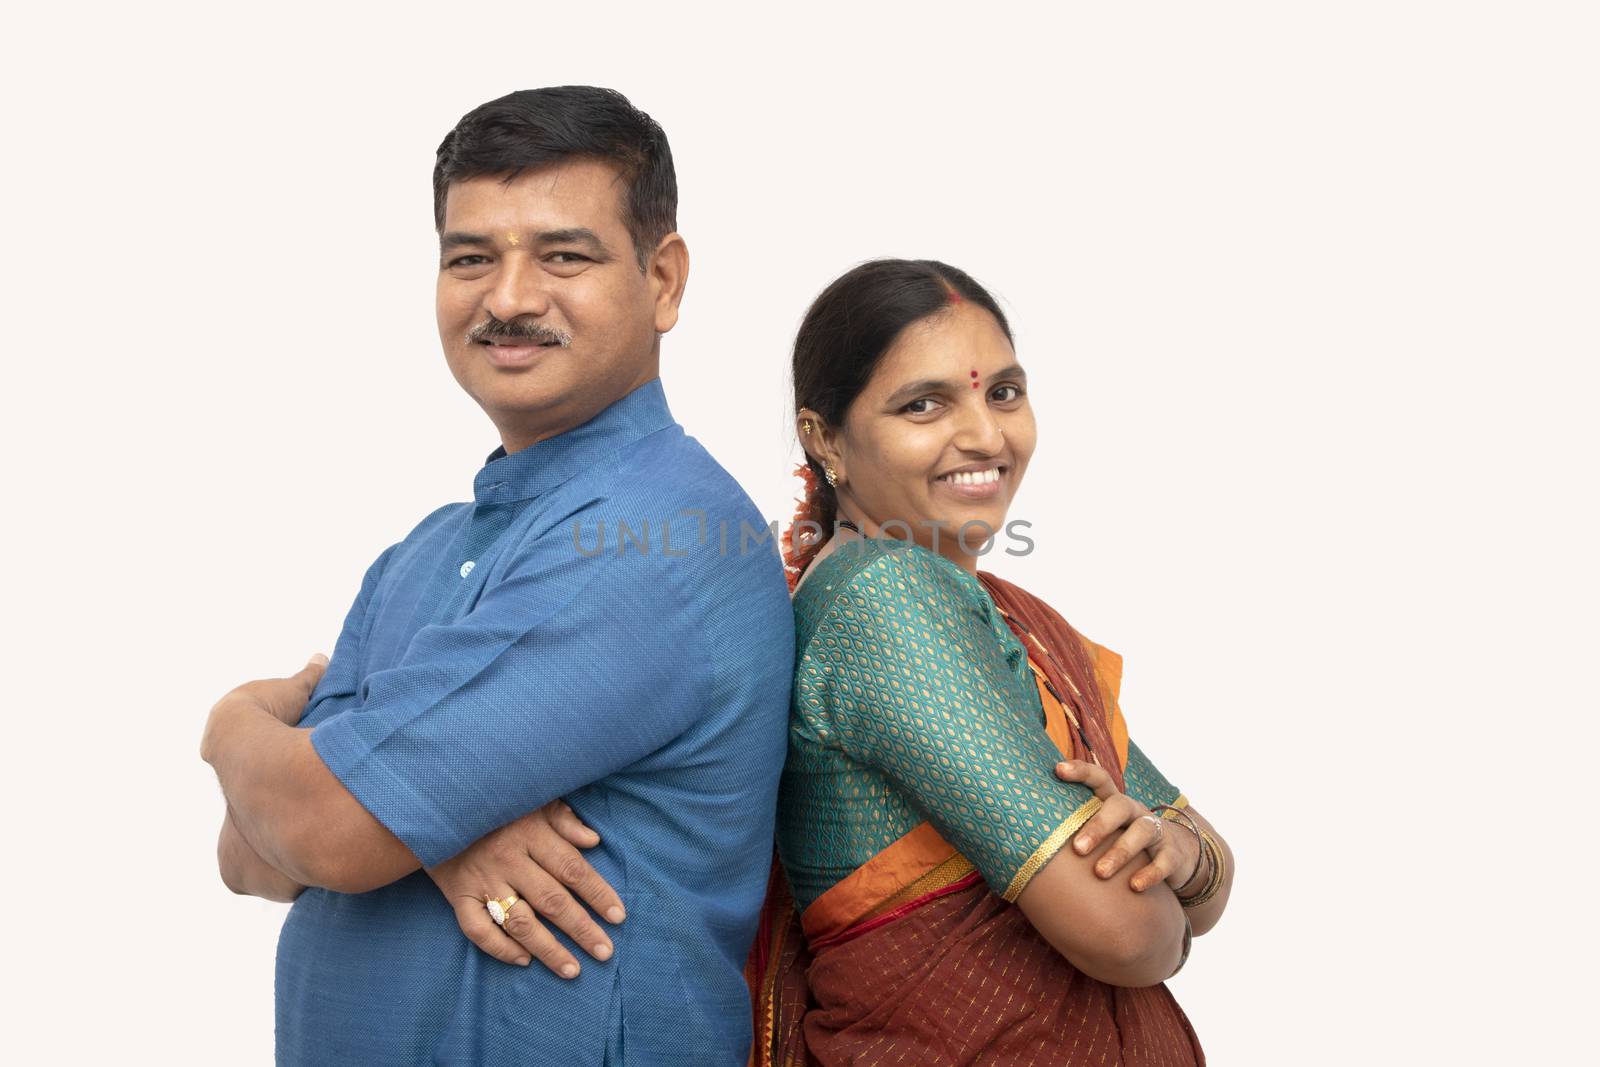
[[1055, 759, 1117, 800], [1093, 814, 1167, 884], [448, 894, 534, 969], [1055, 761, 1190, 893], [1129, 856, 1175, 893], [1070, 793, 1145, 857]]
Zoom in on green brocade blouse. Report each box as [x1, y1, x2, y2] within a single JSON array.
[[776, 538, 1181, 912]]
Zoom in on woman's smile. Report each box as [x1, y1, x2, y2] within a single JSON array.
[[933, 462, 1008, 501]]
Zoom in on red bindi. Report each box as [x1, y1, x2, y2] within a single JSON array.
[[971, 370, 980, 388]]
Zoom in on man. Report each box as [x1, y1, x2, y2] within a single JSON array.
[[201, 87, 794, 1065]]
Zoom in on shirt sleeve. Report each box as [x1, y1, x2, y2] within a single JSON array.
[[299, 544, 398, 729], [308, 529, 712, 867], [803, 547, 1101, 902]]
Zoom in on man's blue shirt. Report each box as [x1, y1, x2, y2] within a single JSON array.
[[274, 379, 794, 1066]]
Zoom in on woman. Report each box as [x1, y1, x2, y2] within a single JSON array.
[[748, 259, 1234, 1065]]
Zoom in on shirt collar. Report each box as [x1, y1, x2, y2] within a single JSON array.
[[472, 378, 675, 505]]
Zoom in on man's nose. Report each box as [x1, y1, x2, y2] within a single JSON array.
[[484, 254, 551, 322]]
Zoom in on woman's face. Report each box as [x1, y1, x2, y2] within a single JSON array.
[[829, 301, 1036, 567]]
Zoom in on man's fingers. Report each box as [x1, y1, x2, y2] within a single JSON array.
[[451, 897, 533, 969], [294, 653, 329, 692], [548, 843, 626, 926], [548, 801, 601, 848], [518, 862, 615, 961], [500, 891, 584, 978]]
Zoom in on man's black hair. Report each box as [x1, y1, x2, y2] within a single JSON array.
[[434, 86, 676, 269]]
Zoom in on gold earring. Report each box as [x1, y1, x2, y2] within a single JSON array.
[[824, 465, 838, 487], [801, 420, 813, 436]]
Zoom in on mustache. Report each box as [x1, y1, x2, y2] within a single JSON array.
[[466, 314, 572, 347]]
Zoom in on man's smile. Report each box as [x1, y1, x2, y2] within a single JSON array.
[[479, 336, 565, 369]]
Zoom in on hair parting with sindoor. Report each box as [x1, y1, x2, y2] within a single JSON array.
[[783, 259, 1013, 585]]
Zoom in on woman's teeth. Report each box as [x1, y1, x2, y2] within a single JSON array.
[[939, 469, 1000, 486]]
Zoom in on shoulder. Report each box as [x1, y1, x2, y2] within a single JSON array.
[[801, 538, 977, 598], [366, 501, 470, 580], [546, 425, 765, 537], [526, 426, 790, 630], [796, 539, 991, 636], [402, 500, 470, 541], [792, 542, 1035, 744], [980, 570, 1124, 699]]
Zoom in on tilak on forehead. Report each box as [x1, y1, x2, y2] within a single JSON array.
[[506, 231, 520, 246]]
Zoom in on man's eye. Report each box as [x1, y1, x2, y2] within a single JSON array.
[[548, 252, 591, 264], [446, 255, 489, 268]]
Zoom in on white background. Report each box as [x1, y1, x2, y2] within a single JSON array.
[[4, 2, 1595, 1063]]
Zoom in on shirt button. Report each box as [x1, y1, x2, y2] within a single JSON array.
[[459, 560, 476, 578]]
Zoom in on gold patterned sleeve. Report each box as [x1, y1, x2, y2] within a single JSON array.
[[804, 545, 1102, 901]]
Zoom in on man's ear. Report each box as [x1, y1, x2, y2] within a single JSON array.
[[648, 233, 689, 334]]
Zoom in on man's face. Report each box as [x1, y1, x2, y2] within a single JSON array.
[[436, 160, 668, 450]]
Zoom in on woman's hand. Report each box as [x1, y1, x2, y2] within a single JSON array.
[[1055, 759, 1201, 894], [426, 799, 626, 978]]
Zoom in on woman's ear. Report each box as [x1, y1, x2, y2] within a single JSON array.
[[796, 408, 840, 470], [795, 408, 820, 460], [800, 409, 851, 489]]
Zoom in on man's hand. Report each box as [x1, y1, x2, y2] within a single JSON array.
[[205, 654, 330, 900], [231, 653, 329, 725], [219, 807, 306, 902], [202, 653, 328, 762], [428, 800, 626, 979]]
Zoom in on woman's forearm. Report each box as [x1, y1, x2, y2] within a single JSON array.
[[218, 807, 305, 903], [1176, 806, 1233, 937], [1017, 838, 1188, 987]]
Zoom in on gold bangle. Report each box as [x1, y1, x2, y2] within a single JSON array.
[[1168, 913, 1194, 979], [1179, 830, 1226, 909]]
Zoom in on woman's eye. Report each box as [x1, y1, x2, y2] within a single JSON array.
[[903, 397, 942, 415], [991, 384, 1023, 403]]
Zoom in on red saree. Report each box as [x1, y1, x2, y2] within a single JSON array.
[[745, 571, 1204, 1066]]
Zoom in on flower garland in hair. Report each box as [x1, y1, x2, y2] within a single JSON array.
[[781, 462, 828, 592]]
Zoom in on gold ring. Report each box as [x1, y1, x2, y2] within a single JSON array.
[[486, 895, 520, 927]]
